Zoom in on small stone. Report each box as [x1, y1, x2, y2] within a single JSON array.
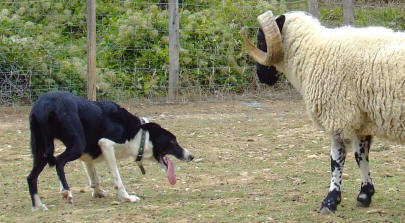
[[342, 173, 349, 180], [240, 171, 248, 176], [194, 158, 203, 163], [307, 154, 319, 159], [384, 173, 393, 177], [291, 195, 300, 201]]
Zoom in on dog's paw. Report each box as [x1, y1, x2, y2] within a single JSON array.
[[32, 204, 48, 211], [61, 190, 73, 204], [125, 195, 141, 203], [118, 194, 141, 203], [92, 188, 107, 198], [117, 189, 141, 203]]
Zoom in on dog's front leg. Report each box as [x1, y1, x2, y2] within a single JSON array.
[[81, 161, 106, 198], [98, 138, 140, 203]]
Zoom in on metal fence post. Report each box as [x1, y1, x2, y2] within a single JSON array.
[[343, 0, 355, 25], [168, 0, 180, 101], [86, 0, 97, 101], [308, 0, 319, 18]]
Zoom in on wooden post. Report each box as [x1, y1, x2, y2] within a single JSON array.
[[308, 0, 319, 18], [86, 0, 97, 101], [343, 0, 355, 25], [168, 0, 180, 101]]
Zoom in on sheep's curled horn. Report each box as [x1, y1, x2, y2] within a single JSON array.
[[240, 11, 283, 66]]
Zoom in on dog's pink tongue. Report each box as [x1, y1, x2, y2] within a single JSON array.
[[165, 156, 176, 185]]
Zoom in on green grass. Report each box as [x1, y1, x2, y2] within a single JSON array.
[[0, 94, 405, 222]]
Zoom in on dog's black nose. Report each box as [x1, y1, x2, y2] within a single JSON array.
[[189, 154, 194, 161]]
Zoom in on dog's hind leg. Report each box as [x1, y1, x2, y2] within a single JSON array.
[[28, 117, 53, 211], [56, 141, 85, 203], [27, 158, 48, 211], [56, 150, 81, 203], [56, 118, 86, 204], [98, 138, 140, 203], [82, 161, 106, 198]]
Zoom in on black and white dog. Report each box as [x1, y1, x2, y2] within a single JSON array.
[[27, 91, 194, 211]]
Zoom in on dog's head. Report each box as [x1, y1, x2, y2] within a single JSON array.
[[141, 123, 194, 185]]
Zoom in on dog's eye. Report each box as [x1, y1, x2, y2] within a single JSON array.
[[170, 139, 176, 144]]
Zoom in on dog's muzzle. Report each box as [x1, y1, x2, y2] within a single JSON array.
[[183, 148, 194, 161]]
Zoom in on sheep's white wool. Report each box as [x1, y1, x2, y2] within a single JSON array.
[[274, 11, 405, 141], [243, 11, 405, 212]]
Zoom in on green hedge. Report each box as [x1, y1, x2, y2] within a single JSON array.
[[0, 0, 404, 102]]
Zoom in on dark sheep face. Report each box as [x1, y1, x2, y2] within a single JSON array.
[[256, 15, 286, 86]]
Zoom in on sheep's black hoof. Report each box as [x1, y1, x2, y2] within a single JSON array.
[[356, 183, 374, 207], [318, 190, 341, 214], [318, 206, 334, 215], [356, 198, 371, 207]]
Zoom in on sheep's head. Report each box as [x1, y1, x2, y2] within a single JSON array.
[[256, 29, 279, 85], [241, 11, 285, 66]]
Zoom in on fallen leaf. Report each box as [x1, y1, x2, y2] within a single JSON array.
[[111, 201, 120, 205]]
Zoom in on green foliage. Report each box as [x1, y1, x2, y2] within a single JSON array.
[[0, 1, 87, 99], [355, 7, 405, 30], [320, 7, 344, 27], [0, 0, 404, 102], [319, 5, 405, 30]]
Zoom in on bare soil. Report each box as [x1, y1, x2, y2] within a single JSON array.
[[0, 90, 404, 222]]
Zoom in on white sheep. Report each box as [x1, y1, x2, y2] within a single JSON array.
[[241, 11, 405, 214]]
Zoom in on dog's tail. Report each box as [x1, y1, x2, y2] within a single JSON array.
[[30, 113, 56, 167]]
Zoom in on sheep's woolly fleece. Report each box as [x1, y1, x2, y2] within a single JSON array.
[[272, 11, 405, 141]]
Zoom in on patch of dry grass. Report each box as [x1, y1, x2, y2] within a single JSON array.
[[1, 93, 405, 222]]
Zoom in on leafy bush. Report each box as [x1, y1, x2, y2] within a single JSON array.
[[0, 0, 404, 103]]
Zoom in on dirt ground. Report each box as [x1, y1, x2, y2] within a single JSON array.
[[0, 90, 404, 222]]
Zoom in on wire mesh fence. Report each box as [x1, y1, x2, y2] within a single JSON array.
[[0, 0, 404, 105]]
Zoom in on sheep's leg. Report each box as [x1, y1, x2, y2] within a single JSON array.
[[319, 133, 347, 214], [354, 135, 375, 207]]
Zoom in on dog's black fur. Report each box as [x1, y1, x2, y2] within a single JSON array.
[[256, 15, 286, 85], [27, 91, 191, 208]]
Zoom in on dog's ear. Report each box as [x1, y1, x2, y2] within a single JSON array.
[[141, 122, 161, 130]]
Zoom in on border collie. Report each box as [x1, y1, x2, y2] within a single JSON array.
[[27, 91, 194, 211]]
